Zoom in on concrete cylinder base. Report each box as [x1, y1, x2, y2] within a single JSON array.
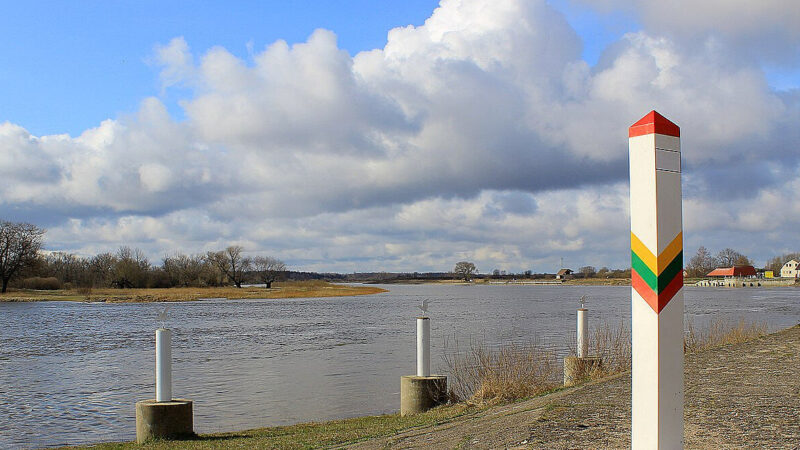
[[135, 399, 194, 444], [563, 356, 602, 387], [400, 375, 447, 416]]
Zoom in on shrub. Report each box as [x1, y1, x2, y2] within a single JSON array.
[[19, 277, 62, 290]]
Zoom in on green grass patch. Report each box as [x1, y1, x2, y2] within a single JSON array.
[[61, 404, 482, 449]]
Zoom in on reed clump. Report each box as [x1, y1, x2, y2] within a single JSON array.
[[441, 337, 559, 404], [684, 317, 768, 353], [589, 321, 631, 377], [568, 318, 770, 381]]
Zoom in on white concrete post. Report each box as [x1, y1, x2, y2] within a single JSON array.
[[156, 328, 172, 402], [577, 308, 588, 358], [416, 317, 430, 377], [629, 111, 684, 449]]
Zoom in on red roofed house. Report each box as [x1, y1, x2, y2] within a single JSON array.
[[706, 265, 757, 278], [555, 268, 573, 280]]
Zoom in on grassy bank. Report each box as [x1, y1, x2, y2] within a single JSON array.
[[0, 281, 387, 303], [60, 403, 484, 450]]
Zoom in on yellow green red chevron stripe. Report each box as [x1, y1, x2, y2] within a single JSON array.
[[630, 232, 683, 313], [630, 232, 682, 274]]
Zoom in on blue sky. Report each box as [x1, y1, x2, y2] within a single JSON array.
[[1, 0, 441, 136], [1, 0, 799, 273], [1, 0, 647, 137]]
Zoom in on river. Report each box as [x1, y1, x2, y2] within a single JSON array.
[[1, 284, 797, 448]]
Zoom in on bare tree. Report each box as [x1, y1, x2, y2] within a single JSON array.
[[715, 248, 751, 268], [453, 261, 476, 282], [765, 252, 800, 273], [252, 256, 286, 288], [41, 251, 99, 289], [0, 221, 46, 293], [112, 246, 150, 288], [163, 253, 207, 287], [89, 252, 117, 288], [205, 246, 252, 288], [579, 266, 597, 277], [687, 246, 715, 277]]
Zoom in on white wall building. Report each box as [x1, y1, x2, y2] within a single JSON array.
[[780, 259, 800, 278]]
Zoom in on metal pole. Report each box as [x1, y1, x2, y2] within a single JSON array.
[[416, 317, 430, 377], [577, 308, 588, 358], [156, 328, 172, 402]]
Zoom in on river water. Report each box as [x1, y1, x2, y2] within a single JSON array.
[[1, 284, 797, 448]]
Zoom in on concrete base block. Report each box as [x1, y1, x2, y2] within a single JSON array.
[[400, 375, 447, 416], [135, 399, 194, 443], [563, 356, 602, 387]]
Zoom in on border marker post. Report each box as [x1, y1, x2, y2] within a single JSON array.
[[629, 110, 684, 449]]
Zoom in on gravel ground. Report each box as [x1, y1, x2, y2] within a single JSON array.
[[348, 324, 800, 449]]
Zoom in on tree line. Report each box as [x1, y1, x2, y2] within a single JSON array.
[[684, 246, 753, 277], [453, 261, 631, 281], [0, 220, 285, 293]]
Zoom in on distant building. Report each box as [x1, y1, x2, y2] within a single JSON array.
[[556, 268, 573, 280], [780, 260, 800, 278], [707, 266, 756, 278]]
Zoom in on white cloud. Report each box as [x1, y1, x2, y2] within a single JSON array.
[[2, 0, 799, 272], [138, 163, 173, 193], [575, 0, 800, 65], [154, 37, 196, 89]]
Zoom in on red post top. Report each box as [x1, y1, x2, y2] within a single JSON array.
[[629, 110, 680, 138]]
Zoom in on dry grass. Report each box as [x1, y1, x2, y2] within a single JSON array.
[[588, 321, 632, 376], [441, 337, 560, 404], [447, 317, 771, 402], [0, 281, 387, 303], [684, 317, 768, 353], [566, 318, 770, 381]]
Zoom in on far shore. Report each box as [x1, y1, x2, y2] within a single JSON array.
[[365, 277, 798, 287], [363, 278, 631, 286], [0, 281, 387, 303]]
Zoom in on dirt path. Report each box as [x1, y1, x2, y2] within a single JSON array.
[[348, 325, 800, 449]]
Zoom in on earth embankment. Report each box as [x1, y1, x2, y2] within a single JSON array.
[[349, 324, 800, 449]]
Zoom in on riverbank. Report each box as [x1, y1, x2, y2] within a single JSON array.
[[62, 324, 799, 449], [368, 278, 631, 286], [354, 323, 799, 449], [0, 281, 387, 303]]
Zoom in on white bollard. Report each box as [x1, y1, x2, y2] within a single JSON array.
[[416, 317, 430, 377], [577, 308, 588, 358], [156, 328, 172, 402]]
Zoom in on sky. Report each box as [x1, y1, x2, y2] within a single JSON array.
[[1, 0, 799, 274]]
